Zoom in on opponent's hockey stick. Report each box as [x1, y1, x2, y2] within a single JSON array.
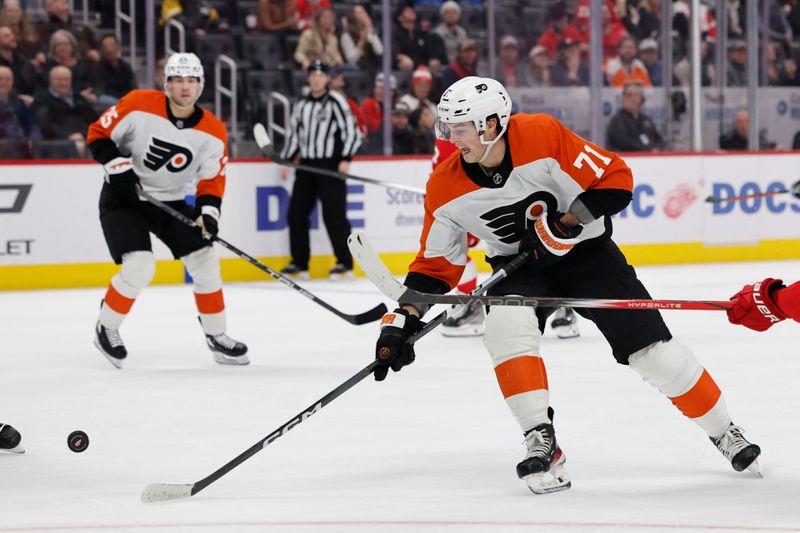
[[137, 189, 387, 325], [704, 189, 789, 204], [253, 123, 427, 195], [141, 246, 525, 503], [348, 231, 734, 312]]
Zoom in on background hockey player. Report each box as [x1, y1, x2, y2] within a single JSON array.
[[373, 76, 761, 494], [87, 52, 248, 368], [434, 138, 580, 339]]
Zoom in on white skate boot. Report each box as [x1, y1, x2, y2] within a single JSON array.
[[550, 307, 579, 339], [441, 301, 486, 337], [711, 423, 762, 476]]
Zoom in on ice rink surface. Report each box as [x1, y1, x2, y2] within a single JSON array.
[[2, 259, 799, 533]]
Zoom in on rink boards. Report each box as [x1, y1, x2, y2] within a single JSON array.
[[1, 152, 799, 290]]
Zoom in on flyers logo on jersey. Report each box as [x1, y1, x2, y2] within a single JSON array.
[[144, 137, 193, 172], [479, 191, 558, 244]]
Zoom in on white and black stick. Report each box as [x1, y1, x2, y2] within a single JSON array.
[[138, 189, 387, 325], [253, 123, 426, 195], [141, 231, 529, 503], [348, 231, 734, 312]]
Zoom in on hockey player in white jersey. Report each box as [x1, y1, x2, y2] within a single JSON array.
[[87, 53, 248, 368], [373, 77, 761, 494]]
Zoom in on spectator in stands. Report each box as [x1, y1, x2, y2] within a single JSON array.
[[391, 101, 414, 155], [726, 40, 748, 87], [256, 0, 298, 59], [496, 35, 526, 88], [409, 105, 435, 155], [538, 2, 581, 61], [0, 65, 39, 158], [441, 38, 478, 89], [159, 0, 230, 37], [41, 30, 97, 98], [256, 0, 299, 33], [154, 57, 167, 92], [296, 0, 331, 33], [524, 45, 553, 87], [638, 38, 662, 86], [361, 71, 396, 135], [0, 25, 36, 97], [37, 0, 98, 61], [765, 42, 790, 87], [95, 34, 136, 105], [329, 64, 367, 136], [340, 5, 383, 71], [550, 37, 588, 86], [433, 1, 467, 63], [621, 0, 660, 41], [392, 5, 446, 73], [606, 81, 662, 151], [719, 110, 777, 150], [606, 35, 651, 87], [399, 66, 436, 117], [574, 0, 628, 59], [673, 38, 715, 86], [0, 0, 41, 59], [31, 65, 98, 156], [294, 8, 342, 70]]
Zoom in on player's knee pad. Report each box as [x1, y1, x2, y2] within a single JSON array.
[[628, 339, 703, 398], [483, 305, 542, 366], [118, 251, 156, 291], [182, 246, 222, 293]]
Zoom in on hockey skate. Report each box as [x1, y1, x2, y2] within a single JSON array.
[[94, 321, 127, 369], [280, 263, 309, 280], [205, 332, 250, 365], [328, 263, 354, 281], [441, 301, 486, 337], [517, 422, 571, 494], [711, 423, 762, 476], [550, 307, 580, 339], [0, 423, 24, 454]]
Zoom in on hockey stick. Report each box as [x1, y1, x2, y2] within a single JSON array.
[[348, 231, 734, 312], [704, 189, 789, 204], [253, 123, 427, 195], [141, 359, 380, 502], [137, 189, 387, 325], [141, 232, 528, 503]]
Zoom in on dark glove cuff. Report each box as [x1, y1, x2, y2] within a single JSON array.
[[196, 194, 222, 212]]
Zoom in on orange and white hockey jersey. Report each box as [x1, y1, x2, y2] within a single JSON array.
[[408, 113, 633, 290], [87, 89, 228, 203]]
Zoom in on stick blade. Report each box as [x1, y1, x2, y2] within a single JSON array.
[[704, 195, 721, 204], [348, 232, 406, 301], [253, 123, 271, 149], [350, 302, 388, 325], [141, 483, 195, 503]]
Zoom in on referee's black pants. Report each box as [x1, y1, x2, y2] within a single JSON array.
[[287, 158, 353, 270]]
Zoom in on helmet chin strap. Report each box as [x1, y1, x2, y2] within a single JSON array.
[[477, 132, 501, 164]]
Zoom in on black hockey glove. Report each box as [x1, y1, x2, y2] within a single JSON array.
[[520, 211, 583, 268], [103, 157, 140, 207], [792, 180, 800, 199], [374, 308, 425, 382], [194, 197, 220, 239]]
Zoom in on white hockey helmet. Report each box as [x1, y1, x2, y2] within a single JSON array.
[[163, 52, 204, 103], [435, 76, 511, 162]]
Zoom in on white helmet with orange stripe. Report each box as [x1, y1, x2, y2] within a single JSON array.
[[435, 76, 512, 163], [163, 52, 204, 107]]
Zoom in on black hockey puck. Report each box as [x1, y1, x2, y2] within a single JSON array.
[[68, 430, 89, 453]]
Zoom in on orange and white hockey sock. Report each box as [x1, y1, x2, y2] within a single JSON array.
[[456, 256, 478, 294], [484, 305, 551, 431], [182, 247, 226, 336], [98, 251, 156, 329], [629, 339, 731, 438]]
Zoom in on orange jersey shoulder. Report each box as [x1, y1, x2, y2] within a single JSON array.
[[88, 89, 167, 144]]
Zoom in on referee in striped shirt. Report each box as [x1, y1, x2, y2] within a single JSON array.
[[279, 60, 362, 280]]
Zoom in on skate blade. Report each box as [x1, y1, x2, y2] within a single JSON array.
[[524, 467, 572, 495], [212, 352, 250, 365], [553, 326, 580, 339], [93, 338, 124, 369], [746, 459, 763, 478]]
